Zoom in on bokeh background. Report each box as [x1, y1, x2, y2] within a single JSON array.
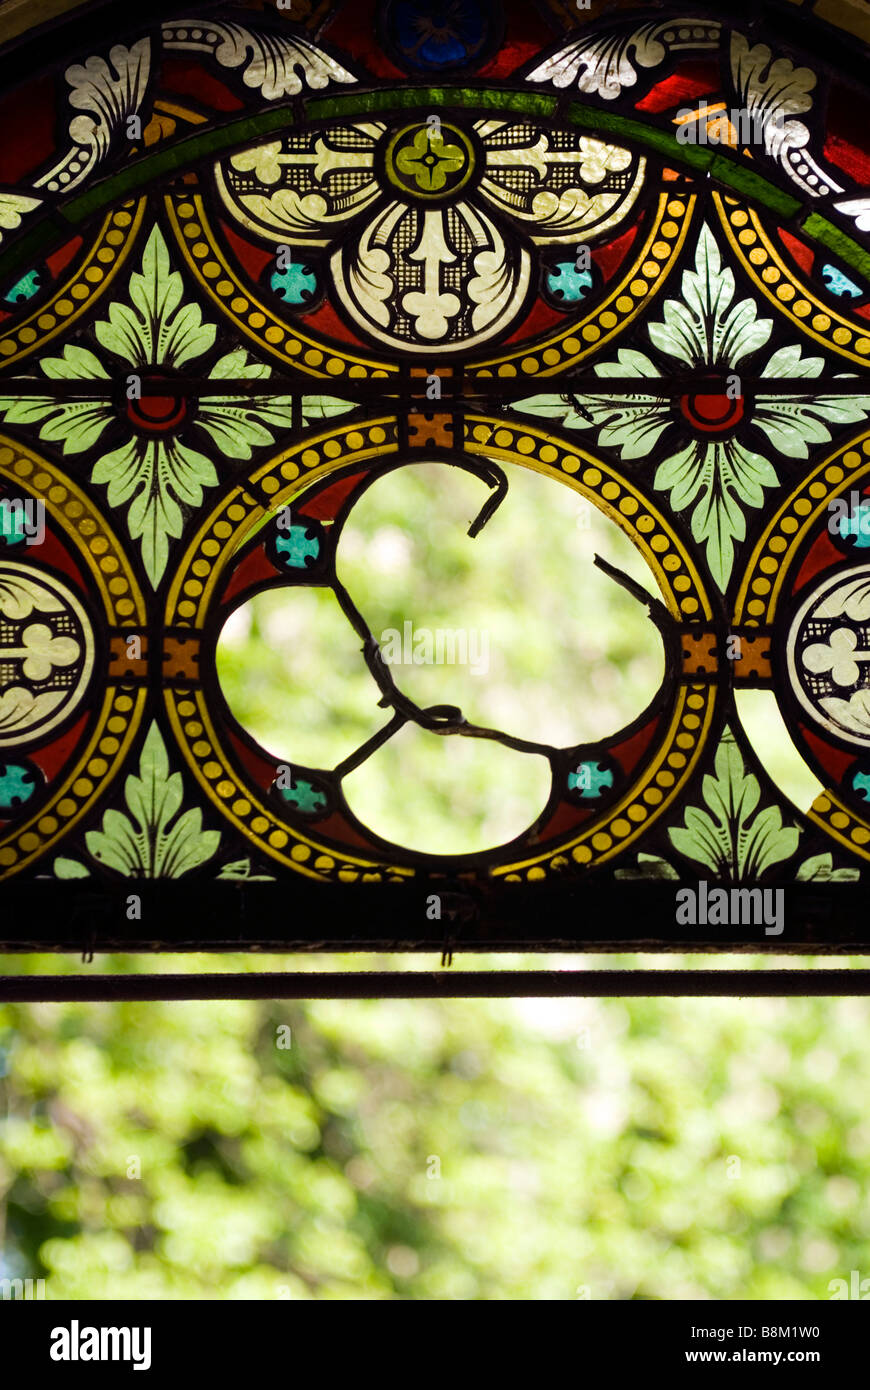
[[1, 459, 866, 1299]]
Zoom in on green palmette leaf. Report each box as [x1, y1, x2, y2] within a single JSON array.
[[82, 721, 220, 878], [668, 728, 800, 880]]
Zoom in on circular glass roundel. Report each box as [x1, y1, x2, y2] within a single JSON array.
[[0, 561, 95, 749], [787, 563, 870, 748], [384, 121, 477, 202], [186, 409, 717, 883], [384, 0, 493, 71]]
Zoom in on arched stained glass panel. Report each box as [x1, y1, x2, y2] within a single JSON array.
[[2, 0, 870, 951]]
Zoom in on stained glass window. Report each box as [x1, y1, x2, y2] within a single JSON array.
[[3, 0, 870, 952]]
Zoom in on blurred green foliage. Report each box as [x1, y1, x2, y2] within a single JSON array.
[[2, 956, 870, 1299], [2, 456, 867, 1300]]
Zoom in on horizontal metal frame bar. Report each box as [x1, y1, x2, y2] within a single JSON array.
[[2, 376, 870, 397], [3, 881, 870, 953], [1, 970, 869, 1000]]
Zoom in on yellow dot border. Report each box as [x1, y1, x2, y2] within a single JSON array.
[[496, 684, 716, 880], [165, 417, 400, 626], [164, 413, 716, 880], [733, 430, 870, 862], [165, 192, 395, 380], [0, 442, 147, 879], [165, 688, 412, 883], [808, 790, 870, 864], [714, 192, 870, 367], [0, 434, 147, 625], [464, 415, 712, 619], [472, 192, 697, 376], [733, 429, 870, 626], [0, 687, 146, 880], [0, 198, 146, 369]]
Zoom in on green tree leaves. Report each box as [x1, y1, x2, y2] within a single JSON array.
[[2, 969, 870, 1298]]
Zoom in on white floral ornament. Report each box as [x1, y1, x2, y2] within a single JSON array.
[[0, 224, 296, 588], [788, 567, 870, 744], [215, 118, 645, 351], [517, 223, 870, 589], [0, 27, 352, 248], [0, 191, 43, 256], [161, 22, 357, 100], [835, 197, 870, 235], [527, 23, 849, 205], [34, 40, 152, 196], [0, 39, 149, 246], [728, 34, 841, 200], [0, 193, 43, 232], [525, 19, 721, 100]]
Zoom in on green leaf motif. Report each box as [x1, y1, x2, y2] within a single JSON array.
[[300, 396, 359, 426], [53, 856, 91, 879], [82, 721, 220, 878], [654, 439, 779, 590], [513, 351, 672, 458], [217, 858, 277, 881], [93, 436, 218, 588], [755, 345, 870, 457], [197, 349, 293, 460], [795, 852, 860, 882], [96, 223, 215, 368], [0, 345, 113, 454], [515, 226, 870, 591], [652, 222, 773, 369], [668, 728, 800, 880]]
